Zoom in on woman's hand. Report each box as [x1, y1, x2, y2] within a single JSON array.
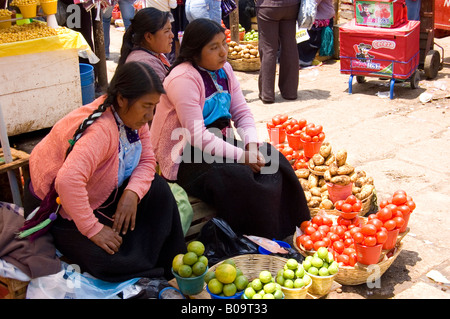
[[112, 189, 139, 235], [240, 142, 265, 173], [90, 226, 123, 254]]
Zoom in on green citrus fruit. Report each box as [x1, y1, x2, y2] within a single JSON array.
[[183, 251, 198, 266], [259, 270, 272, 283], [172, 254, 185, 273], [198, 255, 208, 266], [192, 261, 206, 276], [234, 275, 249, 291], [208, 278, 223, 295], [187, 241, 205, 256], [223, 283, 237, 296], [178, 264, 192, 278], [204, 271, 216, 284], [222, 259, 236, 267]]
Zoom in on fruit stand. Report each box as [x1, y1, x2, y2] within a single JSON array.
[[0, 1, 95, 136]]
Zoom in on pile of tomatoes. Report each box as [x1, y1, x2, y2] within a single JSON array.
[[296, 190, 414, 267], [299, 123, 326, 143]]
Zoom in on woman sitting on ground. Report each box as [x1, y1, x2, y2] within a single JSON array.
[[22, 62, 186, 282], [150, 18, 311, 240]]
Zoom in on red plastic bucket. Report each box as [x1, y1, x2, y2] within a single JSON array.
[[268, 127, 286, 144], [399, 210, 411, 233], [326, 182, 353, 203], [302, 140, 322, 158], [383, 228, 400, 250], [355, 243, 383, 265], [287, 134, 302, 150]]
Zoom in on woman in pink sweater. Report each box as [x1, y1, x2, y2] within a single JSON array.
[[150, 19, 310, 240], [23, 62, 186, 282]]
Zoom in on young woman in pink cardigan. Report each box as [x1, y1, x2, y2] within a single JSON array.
[[150, 19, 311, 240], [23, 62, 186, 282]]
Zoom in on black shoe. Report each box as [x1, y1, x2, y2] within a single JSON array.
[[259, 95, 274, 104]]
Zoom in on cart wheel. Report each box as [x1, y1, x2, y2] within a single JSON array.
[[424, 50, 440, 79], [410, 70, 420, 89], [356, 76, 366, 84]]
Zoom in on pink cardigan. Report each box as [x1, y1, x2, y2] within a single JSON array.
[[29, 96, 156, 238], [150, 62, 260, 180]]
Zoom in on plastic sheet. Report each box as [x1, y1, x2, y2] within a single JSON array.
[[297, 0, 317, 30]]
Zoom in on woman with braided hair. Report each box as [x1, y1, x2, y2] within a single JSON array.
[[23, 62, 186, 282]]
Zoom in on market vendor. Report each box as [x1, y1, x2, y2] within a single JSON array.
[[118, 7, 174, 83], [150, 18, 311, 240], [22, 62, 187, 282]]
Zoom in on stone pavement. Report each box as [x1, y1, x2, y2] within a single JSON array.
[[105, 25, 450, 299]]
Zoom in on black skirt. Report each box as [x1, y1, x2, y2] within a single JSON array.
[[49, 174, 187, 282], [175, 125, 311, 240]]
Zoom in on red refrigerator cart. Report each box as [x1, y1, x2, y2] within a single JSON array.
[[339, 19, 421, 99]]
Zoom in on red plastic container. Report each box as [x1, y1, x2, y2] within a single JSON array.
[[268, 127, 286, 144], [302, 140, 322, 158], [399, 210, 411, 233], [326, 182, 353, 204], [287, 134, 303, 150], [383, 228, 400, 250], [355, 243, 383, 265]]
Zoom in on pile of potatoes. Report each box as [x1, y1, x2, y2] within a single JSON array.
[[296, 142, 375, 209], [228, 41, 259, 60]]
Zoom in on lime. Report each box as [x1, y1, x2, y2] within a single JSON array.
[[172, 254, 184, 273], [311, 256, 324, 268], [234, 275, 249, 291], [276, 275, 285, 286], [328, 261, 339, 275], [283, 269, 295, 280], [215, 263, 237, 284], [308, 266, 319, 276], [294, 278, 305, 288], [178, 264, 192, 278], [259, 270, 272, 284], [284, 279, 294, 288], [187, 241, 205, 256], [183, 251, 198, 266], [317, 247, 329, 260], [251, 278, 263, 291], [302, 259, 312, 271], [192, 261, 206, 276], [222, 259, 236, 267], [223, 283, 237, 296], [319, 267, 329, 277], [273, 289, 284, 299], [263, 282, 276, 294], [208, 278, 223, 295], [303, 274, 312, 286], [252, 293, 262, 299], [204, 271, 216, 284], [326, 252, 334, 264], [244, 287, 256, 299], [263, 293, 274, 299], [295, 266, 305, 278], [235, 268, 243, 277], [198, 255, 208, 266], [286, 259, 298, 270]]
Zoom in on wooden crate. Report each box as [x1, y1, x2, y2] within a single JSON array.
[[0, 147, 30, 203], [184, 196, 216, 241], [0, 277, 29, 299]]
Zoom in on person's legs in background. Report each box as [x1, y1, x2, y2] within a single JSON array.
[[209, 0, 222, 25], [102, 5, 113, 59], [118, 0, 135, 29], [405, 0, 421, 21]]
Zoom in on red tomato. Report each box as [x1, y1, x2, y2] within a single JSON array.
[[361, 224, 377, 236], [305, 124, 319, 137], [297, 119, 307, 129], [352, 201, 362, 212], [348, 253, 357, 266], [397, 205, 411, 216], [310, 230, 323, 242], [376, 230, 388, 244], [376, 207, 393, 221], [341, 203, 353, 213], [338, 217, 352, 227], [343, 247, 355, 256], [367, 218, 383, 231], [318, 225, 330, 234], [392, 193, 407, 206], [335, 225, 346, 238], [329, 233, 340, 243], [406, 200, 416, 212], [300, 132, 311, 142], [322, 216, 333, 227], [334, 200, 345, 211], [393, 216, 405, 229], [345, 195, 358, 205], [352, 232, 364, 244], [363, 236, 377, 247], [344, 238, 353, 247], [318, 132, 326, 142], [393, 189, 407, 197], [349, 226, 362, 236], [337, 254, 349, 265], [312, 135, 319, 142], [379, 199, 389, 208], [333, 241, 345, 254], [305, 226, 316, 235], [279, 114, 288, 124], [312, 215, 323, 226], [313, 240, 327, 251], [383, 220, 397, 231], [303, 239, 314, 251], [322, 237, 331, 248], [272, 116, 281, 126]]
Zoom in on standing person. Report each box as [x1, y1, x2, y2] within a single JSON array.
[[150, 18, 311, 239], [297, 0, 335, 69], [21, 62, 186, 282], [405, 0, 421, 21], [102, 0, 136, 59], [256, 0, 300, 104], [118, 7, 174, 82], [171, 0, 189, 60], [185, 0, 222, 25]]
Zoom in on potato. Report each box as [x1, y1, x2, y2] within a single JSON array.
[[295, 168, 310, 179], [329, 162, 339, 176], [307, 198, 321, 208], [337, 164, 354, 175], [320, 199, 334, 210], [352, 186, 361, 195], [324, 154, 335, 166], [249, 49, 258, 56], [330, 175, 351, 186], [314, 165, 329, 172], [320, 183, 328, 193], [349, 171, 358, 182], [299, 178, 309, 191], [312, 153, 325, 166], [356, 184, 374, 200], [304, 191, 312, 202], [319, 143, 332, 158], [308, 174, 319, 189], [336, 149, 347, 166], [355, 177, 368, 188], [323, 170, 332, 182], [318, 178, 326, 187], [308, 158, 315, 170], [321, 190, 329, 200], [310, 187, 322, 197]]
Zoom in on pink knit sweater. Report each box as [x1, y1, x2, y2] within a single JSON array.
[[29, 96, 156, 238], [150, 62, 260, 181]]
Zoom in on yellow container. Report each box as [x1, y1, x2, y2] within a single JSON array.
[[308, 273, 337, 296], [281, 280, 312, 299], [18, 4, 37, 19], [40, 0, 58, 15]]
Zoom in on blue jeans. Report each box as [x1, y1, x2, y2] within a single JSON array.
[[405, 0, 421, 21], [102, 0, 135, 58], [185, 0, 222, 25]]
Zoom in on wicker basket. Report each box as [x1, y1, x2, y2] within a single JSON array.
[[228, 58, 260, 72], [239, 40, 258, 46], [335, 243, 403, 285], [361, 190, 376, 216], [0, 277, 29, 299]]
